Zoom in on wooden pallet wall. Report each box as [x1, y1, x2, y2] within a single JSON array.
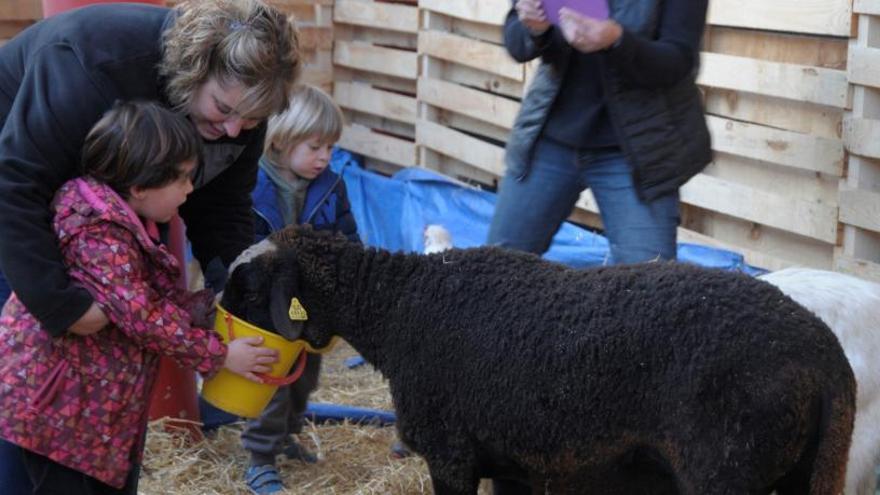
[[839, 0, 880, 281], [416, 0, 525, 188], [677, 0, 851, 272], [269, 0, 335, 93], [332, 0, 418, 173]]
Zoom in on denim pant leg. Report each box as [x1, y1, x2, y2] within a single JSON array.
[[0, 439, 32, 495], [0, 268, 11, 307], [580, 150, 679, 264], [488, 138, 586, 255]]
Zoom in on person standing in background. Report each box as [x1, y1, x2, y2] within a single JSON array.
[[488, 0, 711, 267]]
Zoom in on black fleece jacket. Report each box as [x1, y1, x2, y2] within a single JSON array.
[[0, 4, 260, 336]]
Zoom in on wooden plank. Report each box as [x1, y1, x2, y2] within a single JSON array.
[[439, 62, 526, 99], [416, 119, 505, 176], [418, 77, 520, 131], [343, 109, 415, 139], [680, 174, 838, 244], [333, 0, 418, 34], [704, 154, 839, 207], [333, 66, 417, 94], [839, 188, 880, 233], [703, 89, 843, 140], [419, 0, 509, 26], [333, 40, 418, 80], [834, 252, 880, 282], [419, 30, 523, 81], [706, 115, 844, 176], [0, 0, 41, 20], [853, 0, 880, 15], [339, 124, 416, 167], [707, 0, 852, 37], [843, 13, 880, 266], [698, 52, 850, 109], [296, 25, 333, 51], [705, 26, 847, 70], [848, 45, 880, 90], [843, 117, 880, 160], [335, 81, 417, 124], [681, 208, 834, 268]]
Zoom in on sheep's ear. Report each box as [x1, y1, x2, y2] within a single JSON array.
[[268, 270, 304, 341]]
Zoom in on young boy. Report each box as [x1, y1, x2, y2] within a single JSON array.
[[242, 85, 358, 495]]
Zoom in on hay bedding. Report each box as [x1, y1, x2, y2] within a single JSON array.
[[138, 341, 483, 494]]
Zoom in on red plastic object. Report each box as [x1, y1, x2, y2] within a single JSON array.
[[41, 0, 164, 18], [147, 215, 203, 441]]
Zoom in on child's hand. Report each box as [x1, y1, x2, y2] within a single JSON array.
[[224, 336, 280, 383]]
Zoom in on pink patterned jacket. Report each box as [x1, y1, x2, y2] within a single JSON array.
[[0, 177, 227, 488]]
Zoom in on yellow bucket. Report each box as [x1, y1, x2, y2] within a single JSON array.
[[201, 304, 339, 418]]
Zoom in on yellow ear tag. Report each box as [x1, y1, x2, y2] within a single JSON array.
[[288, 297, 309, 321]]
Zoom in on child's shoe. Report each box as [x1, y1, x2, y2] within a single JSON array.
[[245, 465, 285, 495]]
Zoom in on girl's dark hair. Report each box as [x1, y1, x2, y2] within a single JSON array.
[[81, 101, 202, 198]]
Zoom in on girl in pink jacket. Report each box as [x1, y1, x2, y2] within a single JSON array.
[[0, 101, 278, 494]]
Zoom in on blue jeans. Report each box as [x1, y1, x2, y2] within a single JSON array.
[[489, 137, 679, 264], [0, 439, 32, 495], [0, 268, 10, 307]]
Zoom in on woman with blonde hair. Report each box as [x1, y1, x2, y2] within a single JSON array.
[[0, 1, 300, 493]]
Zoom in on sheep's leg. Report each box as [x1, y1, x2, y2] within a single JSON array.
[[428, 465, 479, 495], [424, 452, 480, 495]]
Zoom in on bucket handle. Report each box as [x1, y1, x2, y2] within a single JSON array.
[[225, 313, 308, 386]]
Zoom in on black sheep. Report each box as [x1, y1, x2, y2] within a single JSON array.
[[222, 225, 856, 495]]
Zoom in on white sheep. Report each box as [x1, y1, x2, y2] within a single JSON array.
[[760, 267, 880, 495]]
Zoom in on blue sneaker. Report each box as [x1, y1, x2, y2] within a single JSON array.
[[245, 465, 284, 495]]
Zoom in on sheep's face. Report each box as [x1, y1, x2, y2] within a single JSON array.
[[221, 250, 304, 341]]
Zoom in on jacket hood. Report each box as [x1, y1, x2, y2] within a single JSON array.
[[53, 177, 158, 251]]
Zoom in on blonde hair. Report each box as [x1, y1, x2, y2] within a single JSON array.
[[160, 0, 301, 120], [264, 85, 344, 163]]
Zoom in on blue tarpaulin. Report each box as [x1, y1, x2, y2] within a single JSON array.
[[331, 149, 765, 276]]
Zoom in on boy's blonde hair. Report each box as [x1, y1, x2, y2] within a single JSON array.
[[160, 0, 301, 121], [264, 85, 344, 163]]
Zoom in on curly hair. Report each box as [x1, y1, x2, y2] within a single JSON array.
[[160, 0, 301, 121]]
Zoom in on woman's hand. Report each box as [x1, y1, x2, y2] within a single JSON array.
[[224, 336, 280, 383], [68, 302, 109, 336], [558, 7, 622, 53], [515, 0, 551, 36]]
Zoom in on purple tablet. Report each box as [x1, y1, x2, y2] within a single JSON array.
[[541, 0, 610, 24]]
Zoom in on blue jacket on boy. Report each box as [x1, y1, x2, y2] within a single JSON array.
[[251, 153, 358, 242]]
